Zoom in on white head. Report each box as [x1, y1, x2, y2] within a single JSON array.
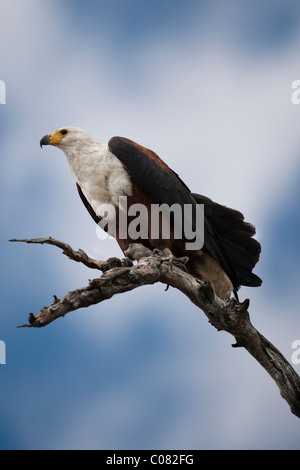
[[40, 126, 97, 153]]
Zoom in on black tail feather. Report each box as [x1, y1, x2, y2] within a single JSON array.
[[192, 193, 262, 290]]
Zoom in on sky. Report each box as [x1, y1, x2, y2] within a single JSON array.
[[0, 0, 300, 450]]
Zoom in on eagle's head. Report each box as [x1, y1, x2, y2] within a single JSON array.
[[40, 127, 95, 150]]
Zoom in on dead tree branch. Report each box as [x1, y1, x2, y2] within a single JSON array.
[[10, 237, 300, 419]]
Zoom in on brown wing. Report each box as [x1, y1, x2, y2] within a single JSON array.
[[108, 137, 242, 294], [108, 136, 193, 207]]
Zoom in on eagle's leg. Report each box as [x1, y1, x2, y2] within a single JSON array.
[[153, 247, 189, 271], [173, 256, 189, 269], [152, 248, 189, 292], [161, 248, 189, 272]]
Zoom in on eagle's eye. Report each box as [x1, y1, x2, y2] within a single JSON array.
[[60, 129, 68, 135]]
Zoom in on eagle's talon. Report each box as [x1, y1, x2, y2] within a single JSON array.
[[172, 255, 189, 272], [121, 257, 133, 268]]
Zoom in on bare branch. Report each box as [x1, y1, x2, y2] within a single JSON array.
[[9, 237, 133, 271], [10, 238, 300, 419]]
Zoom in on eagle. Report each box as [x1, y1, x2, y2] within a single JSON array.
[[40, 127, 262, 300]]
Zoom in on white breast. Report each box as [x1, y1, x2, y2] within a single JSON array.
[[64, 143, 132, 220]]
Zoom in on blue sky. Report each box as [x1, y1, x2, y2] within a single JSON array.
[[0, 0, 300, 449]]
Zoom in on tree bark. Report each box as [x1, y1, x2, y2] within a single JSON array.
[[10, 237, 300, 419]]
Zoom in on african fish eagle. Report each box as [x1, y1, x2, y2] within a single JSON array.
[[40, 127, 262, 300]]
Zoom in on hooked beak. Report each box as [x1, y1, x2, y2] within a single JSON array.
[[40, 135, 50, 148]]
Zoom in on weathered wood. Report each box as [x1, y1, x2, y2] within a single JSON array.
[[10, 237, 300, 419]]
